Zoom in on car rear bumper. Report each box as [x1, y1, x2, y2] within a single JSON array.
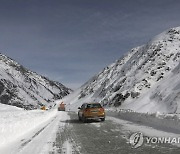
[[85, 116, 105, 120], [58, 108, 65, 111]]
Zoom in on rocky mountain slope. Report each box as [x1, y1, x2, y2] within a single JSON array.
[[66, 27, 180, 113], [0, 53, 71, 109]]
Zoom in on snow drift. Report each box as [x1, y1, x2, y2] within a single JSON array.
[[65, 27, 180, 114], [0, 103, 57, 149]]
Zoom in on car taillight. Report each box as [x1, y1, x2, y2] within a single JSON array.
[[100, 108, 104, 112], [85, 109, 90, 112]]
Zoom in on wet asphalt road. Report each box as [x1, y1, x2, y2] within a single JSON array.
[[52, 112, 180, 154]]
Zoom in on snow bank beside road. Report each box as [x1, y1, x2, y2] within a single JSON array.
[[107, 108, 180, 134], [0, 104, 57, 149]]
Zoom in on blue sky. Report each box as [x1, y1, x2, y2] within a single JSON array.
[[0, 0, 180, 89]]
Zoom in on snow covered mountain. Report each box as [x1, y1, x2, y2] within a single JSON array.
[[0, 53, 71, 109], [66, 27, 180, 114]]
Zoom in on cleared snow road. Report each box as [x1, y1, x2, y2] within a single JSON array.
[[52, 112, 180, 154], [3, 111, 180, 154]]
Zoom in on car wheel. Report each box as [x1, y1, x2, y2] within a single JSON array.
[[101, 117, 105, 121], [82, 115, 87, 123]]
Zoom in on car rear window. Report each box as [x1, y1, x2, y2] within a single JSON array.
[[86, 103, 102, 108]]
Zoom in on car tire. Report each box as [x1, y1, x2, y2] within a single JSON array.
[[82, 115, 87, 123], [101, 117, 105, 121]]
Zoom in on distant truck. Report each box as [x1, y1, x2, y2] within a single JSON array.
[[58, 102, 66, 111], [41, 106, 49, 111], [41, 106, 46, 110]]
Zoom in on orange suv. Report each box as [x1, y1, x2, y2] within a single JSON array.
[[78, 103, 105, 122]]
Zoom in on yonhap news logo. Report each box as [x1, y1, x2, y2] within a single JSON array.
[[129, 132, 180, 148], [129, 132, 144, 148]]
